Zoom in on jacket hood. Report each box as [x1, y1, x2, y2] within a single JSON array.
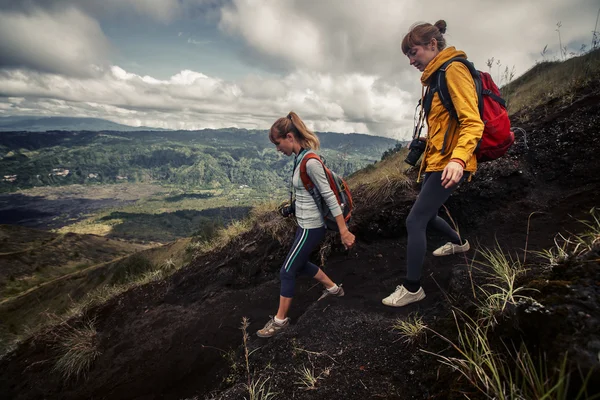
[[421, 47, 467, 85]]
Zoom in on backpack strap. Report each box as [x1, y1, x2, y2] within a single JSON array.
[[429, 57, 484, 155], [299, 152, 322, 192], [299, 152, 328, 219], [437, 57, 484, 117], [482, 88, 507, 108]]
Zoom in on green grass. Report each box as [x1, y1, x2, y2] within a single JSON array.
[[1, 262, 91, 298], [246, 376, 277, 400], [426, 312, 598, 400], [425, 214, 600, 399], [472, 244, 534, 327], [535, 207, 600, 266], [503, 48, 600, 115], [295, 364, 320, 390]]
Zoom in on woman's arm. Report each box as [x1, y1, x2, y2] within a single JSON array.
[[445, 62, 485, 164], [441, 62, 485, 188], [305, 159, 342, 218], [306, 159, 355, 248]]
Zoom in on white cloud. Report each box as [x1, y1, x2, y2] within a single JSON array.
[[0, 66, 414, 139], [0, 6, 111, 77], [218, 0, 599, 79], [0, 0, 597, 139], [220, 1, 326, 71], [0, 0, 217, 24]]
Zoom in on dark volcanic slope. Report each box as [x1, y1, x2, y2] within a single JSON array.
[[1, 83, 599, 400]]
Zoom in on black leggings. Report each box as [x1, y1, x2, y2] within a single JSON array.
[[405, 171, 467, 286]]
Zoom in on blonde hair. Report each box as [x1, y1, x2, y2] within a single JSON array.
[[401, 20, 447, 55], [269, 111, 320, 150]]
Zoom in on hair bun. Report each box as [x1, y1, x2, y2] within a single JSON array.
[[434, 20, 447, 35]]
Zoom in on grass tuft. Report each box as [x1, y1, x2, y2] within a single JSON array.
[[295, 364, 319, 390], [246, 376, 277, 400], [535, 208, 600, 266], [472, 244, 534, 327], [392, 313, 427, 345], [197, 219, 253, 253], [52, 319, 101, 381]]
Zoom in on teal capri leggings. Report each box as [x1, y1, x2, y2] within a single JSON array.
[[280, 226, 325, 298]]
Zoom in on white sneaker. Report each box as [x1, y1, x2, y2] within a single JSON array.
[[382, 285, 426, 307], [432, 240, 470, 256]]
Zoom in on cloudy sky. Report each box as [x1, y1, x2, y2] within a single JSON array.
[[0, 0, 597, 139]]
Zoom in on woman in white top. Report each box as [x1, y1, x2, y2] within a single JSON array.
[[257, 111, 356, 338]]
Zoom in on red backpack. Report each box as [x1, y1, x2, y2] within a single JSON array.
[[299, 153, 353, 231], [425, 57, 514, 162]]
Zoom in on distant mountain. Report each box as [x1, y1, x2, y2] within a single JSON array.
[[0, 116, 170, 132]]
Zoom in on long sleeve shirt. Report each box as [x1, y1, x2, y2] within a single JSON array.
[[292, 150, 342, 229]]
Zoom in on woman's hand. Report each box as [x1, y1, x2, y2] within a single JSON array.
[[333, 214, 355, 249], [441, 160, 464, 188], [340, 229, 356, 249]]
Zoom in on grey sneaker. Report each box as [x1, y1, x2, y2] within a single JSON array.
[[318, 284, 345, 301], [433, 240, 470, 256], [256, 316, 289, 338], [382, 285, 426, 307]]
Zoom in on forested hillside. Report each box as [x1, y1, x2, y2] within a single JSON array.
[[0, 128, 398, 193]]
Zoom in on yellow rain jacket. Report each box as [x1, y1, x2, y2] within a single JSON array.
[[419, 47, 484, 175]]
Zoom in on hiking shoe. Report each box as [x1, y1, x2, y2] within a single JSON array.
[[318, 284, 345, 301], [382, 285, 426, 307], [256, 317, 289, 338], [433, 240, 470, 256]]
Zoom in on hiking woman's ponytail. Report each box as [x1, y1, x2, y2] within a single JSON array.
[[269, 111, 321, 150], [401, 20, 447, 55]]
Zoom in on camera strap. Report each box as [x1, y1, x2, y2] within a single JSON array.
[[413, 86, 429, 140]]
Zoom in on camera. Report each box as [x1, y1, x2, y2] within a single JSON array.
[[404, 138, 426, 166], [278, 202, 295, 218]]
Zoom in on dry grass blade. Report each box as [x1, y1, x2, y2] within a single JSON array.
[[362, 172, 412, 205], [392, 313, 427, 345], [250, 200, 295, 242]]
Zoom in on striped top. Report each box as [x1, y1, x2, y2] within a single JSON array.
[[293, 150, 342, 229]]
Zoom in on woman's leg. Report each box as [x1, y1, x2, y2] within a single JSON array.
[[405, 172, 466, 286], [312, 268, 336, 289], [276, 296, 293, 320], [277, 226, 326, 319], [275, 266, 336, 320]]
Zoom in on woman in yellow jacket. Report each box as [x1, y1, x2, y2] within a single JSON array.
[[382, 20, 483, 307]]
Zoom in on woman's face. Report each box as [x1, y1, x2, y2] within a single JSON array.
[[407, 44, 438, 72], [273, 132, 295, 156]]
